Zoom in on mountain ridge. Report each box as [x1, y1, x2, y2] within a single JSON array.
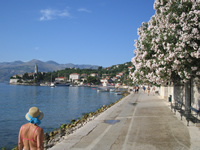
[[0, 59, 101, 82]]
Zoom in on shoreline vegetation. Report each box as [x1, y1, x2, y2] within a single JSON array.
[[2, 91, 130, 150]]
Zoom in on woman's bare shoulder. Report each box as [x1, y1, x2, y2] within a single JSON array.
[[20, 123, 30, 129], [35, 126, 44, 134]]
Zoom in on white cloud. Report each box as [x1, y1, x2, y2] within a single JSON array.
[[77, 8, 91, 13], [58, 10, 71, 17], [39, 9, 71, 21]]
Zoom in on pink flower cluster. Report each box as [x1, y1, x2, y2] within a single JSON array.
[[131, 0, 200, 85]]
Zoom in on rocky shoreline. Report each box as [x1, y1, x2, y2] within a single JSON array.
[[43, 91, 130, 150], [9, 91, 129, 150], [9, 82, 39, 86]]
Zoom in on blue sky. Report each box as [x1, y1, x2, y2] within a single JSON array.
[[0, 0, 155, 67]]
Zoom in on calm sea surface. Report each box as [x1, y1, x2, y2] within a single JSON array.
[[0, 83, 122, 149]]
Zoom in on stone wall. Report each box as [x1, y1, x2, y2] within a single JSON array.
[[191, 78, 200, 109], [9, 79, 19, 83], [174, 85, 185, 105], [159, 77, 200, 110], [159, 86, 168, 100]]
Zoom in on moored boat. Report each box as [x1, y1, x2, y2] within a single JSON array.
[[50, 82, 55, 87], [54, 83, 70, 86], [109, 89, 115, 92], [97, 87, 109, 92]]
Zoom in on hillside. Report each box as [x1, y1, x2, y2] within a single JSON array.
[[0, 59, 101, 82]]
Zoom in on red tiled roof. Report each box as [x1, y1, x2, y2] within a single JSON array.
[[57, 77, 65, 79]]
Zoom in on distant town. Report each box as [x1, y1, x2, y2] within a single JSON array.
[[9, 62, 135, 87]]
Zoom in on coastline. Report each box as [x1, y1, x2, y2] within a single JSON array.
[[43, 91, 130, 149], [9, 82, 39, 86], [0, 84, 129, 150]]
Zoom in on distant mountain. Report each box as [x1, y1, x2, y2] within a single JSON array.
[[0, 59, 101, 82], [46, 60, 60, 66], [0, 60, 24, 67]]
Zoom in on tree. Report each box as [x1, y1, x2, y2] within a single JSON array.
[[22, 73, 33, 80], [131, 0, 200, 85], [98, 66, 103, 71], [35, 72, 44, 83], [87, 76, 100, 85], [22, 73, 29, 80]]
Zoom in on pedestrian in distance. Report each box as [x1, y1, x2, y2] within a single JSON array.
[[147, 86, 150, 96], [136, 85, 139, 94], [18, 107, 44, 150], [152, 86, 156, 96], [143, 86, 146, 93], [133, 86, 136, 94]]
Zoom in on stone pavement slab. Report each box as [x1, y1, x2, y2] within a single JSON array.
[[49, 92, 200, 150]]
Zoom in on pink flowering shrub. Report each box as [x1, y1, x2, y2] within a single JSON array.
[[131, 0, 200, 85]]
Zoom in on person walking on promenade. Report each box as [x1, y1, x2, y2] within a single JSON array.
[[136, 85, 139, 93], [18, 107, 44, 150], [152, 86, 156, 96], [143, 86, 146, 93], [147, 86, 150, 96], [133, 86, 136, 93]]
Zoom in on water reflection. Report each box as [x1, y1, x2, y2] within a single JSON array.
[[0, 83, 122, 149]]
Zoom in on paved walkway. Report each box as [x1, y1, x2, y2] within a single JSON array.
[[49, 92, 200, 150]]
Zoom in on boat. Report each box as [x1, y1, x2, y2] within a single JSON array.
[[115, 92, 122, 95], [54, 83, 70, 86], [50, 82, 55, 87], [109, 89, 115, 92], [50, 74, 55, 87], [40, 83, 49, 86], [97, 87, 109, 92]]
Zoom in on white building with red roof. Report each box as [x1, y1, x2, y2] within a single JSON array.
[[69, 73, 80, 81], [55, 77, 66, 82]]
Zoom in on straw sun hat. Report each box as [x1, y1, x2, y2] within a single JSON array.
[[25, 107, 43, 121]]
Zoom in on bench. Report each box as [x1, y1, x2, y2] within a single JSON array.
[[171, 100, 185, 120], [186, 106, 200, 126], [171, 101, 184, 113]]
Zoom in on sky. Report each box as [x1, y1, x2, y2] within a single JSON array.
[[0, 0, 155, 67]]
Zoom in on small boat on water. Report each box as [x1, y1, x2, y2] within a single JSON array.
[[109, 89, 115, 92], [115, 92, 122, 95], [50, 82, 55, 87], [40, 83, 49, 86], [97, 87, 109, 92], [54, 83, 70, 86], [50, 74, 55, 87]]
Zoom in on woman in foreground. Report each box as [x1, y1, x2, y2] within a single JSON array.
[[18, 107, 44, 150]]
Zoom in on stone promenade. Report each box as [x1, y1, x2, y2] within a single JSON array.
[[49, 91, 200, 150]]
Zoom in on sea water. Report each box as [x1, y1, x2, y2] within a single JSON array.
[[0, 83, 122, 149]]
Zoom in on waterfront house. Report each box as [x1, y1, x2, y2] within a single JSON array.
[[116, 73, 124, 78], [28, 73, 36, 77], [9, 79, 19, 84], [100, 78, 113, 85], [128, 66, 133, 70], [100, 78, 108, 84], [70, 73, 80, 82], [55, 77, 66, 82], [90, 73, 99, 77]]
